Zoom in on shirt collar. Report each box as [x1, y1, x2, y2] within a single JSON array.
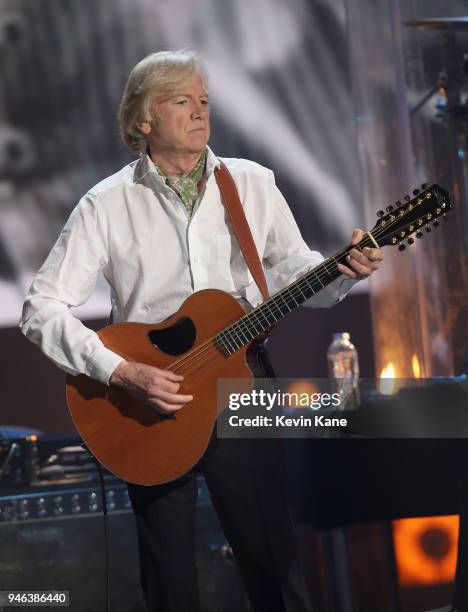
[[134, 145, 220, 184]]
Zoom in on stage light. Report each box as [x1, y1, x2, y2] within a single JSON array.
[[393, 516, 459, 586]]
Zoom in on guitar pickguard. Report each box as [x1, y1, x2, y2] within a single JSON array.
[[148, 316, 196, 355]]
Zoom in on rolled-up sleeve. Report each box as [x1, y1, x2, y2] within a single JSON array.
[[245, 174, 358, 308], [19, 194, 124, 385]]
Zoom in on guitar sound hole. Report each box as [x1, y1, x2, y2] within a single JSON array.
[[148, 317, 196, 356]]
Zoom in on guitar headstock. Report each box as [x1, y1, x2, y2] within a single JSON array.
[[370, 184, 452, 250]]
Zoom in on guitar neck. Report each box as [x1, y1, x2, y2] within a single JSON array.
[[216, 234, 376, 355]]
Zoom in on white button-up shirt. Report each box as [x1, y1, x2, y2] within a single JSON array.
[[20, 147, 354, 385]]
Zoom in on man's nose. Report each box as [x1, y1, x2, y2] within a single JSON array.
[[191, 101, 207, 119]]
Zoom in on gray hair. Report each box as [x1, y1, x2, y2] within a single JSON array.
[[117, 49, 207, 154]]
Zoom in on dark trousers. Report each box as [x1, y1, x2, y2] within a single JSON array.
[[127, 436, 314, 612]]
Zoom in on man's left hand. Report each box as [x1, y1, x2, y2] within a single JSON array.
[[337, 228, 384, 280]]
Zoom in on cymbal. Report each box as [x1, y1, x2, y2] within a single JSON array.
[[403, 17, 468, 31]]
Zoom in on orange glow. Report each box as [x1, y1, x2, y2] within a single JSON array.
[[393, 516, 459, 585], [379, 363, 396, 395], [412, 354, 421, 378], [284, 380, 320, 408]]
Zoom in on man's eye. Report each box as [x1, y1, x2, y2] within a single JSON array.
[[201, 99, 209, 105], [176, 99, 187, 105]]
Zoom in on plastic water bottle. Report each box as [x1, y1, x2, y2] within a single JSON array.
[[327, 332, 360, 410]]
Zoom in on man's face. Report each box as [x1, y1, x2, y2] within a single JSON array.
[[149, 73, 210, 156]]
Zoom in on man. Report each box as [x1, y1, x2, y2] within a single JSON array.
[[21, 50, 382, 611]]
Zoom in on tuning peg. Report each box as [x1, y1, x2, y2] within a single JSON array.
[[404, 195, 411, 202], [395, 200, 402, 208], [377, 210, 385, 217], [425, 226, 432, 233], [412, 189, 420, 196], [386, 205, 394, 212], [398, 244, 406, 251], [434, 220, 440, 228], [416, 231, 423, 238], [407, 237, 415, 245], [421, 183, 428, 190]]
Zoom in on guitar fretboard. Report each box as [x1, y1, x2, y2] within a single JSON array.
[[216, 235, 375, 355]]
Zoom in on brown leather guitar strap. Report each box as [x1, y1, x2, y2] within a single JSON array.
[[214, 160, 269, 302]]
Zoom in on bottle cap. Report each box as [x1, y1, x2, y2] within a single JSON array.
[[333, 332, 350, 341]]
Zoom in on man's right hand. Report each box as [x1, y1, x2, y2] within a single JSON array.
[[110, 361, 193, 415]]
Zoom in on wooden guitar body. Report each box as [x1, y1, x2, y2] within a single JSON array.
[[66, 289, 262, 485]]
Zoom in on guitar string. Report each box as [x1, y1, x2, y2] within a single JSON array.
[[164, 202, 432, 380]]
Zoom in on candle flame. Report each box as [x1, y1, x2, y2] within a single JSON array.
[[285, 380, 320, 408], [379, 363, 396, 395], [412, 354, 421, 378]]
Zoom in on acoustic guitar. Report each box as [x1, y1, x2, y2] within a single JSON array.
[[66, 184, 452, 485]]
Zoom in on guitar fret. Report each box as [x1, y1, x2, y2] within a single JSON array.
[[261, 300, 278, 324], [310, 268, 324, 288], [294, 281, 306, 301], [241, 326, 254, 342], [217, 334, 230, 355], [267, 300, 283, 320], [228, 319, 246, 344], [253, 308, 272, 330], [233, 318, 256, 343], [278, 292, 292, 312], [240, 323, 256, 341], [225, 333, 238, 353], [322, 260, 335, 279], [257, 305, 277, 328], [285, 287, 299, 306], [271, 298, 286, 317], [304, 278, 316, 296], [296, 283, 308, 300], [262, 307, 275, 326], [302, 276, 316, 297], [226, 327, 243, 349], [248, 310, 263, 334], [218, 331, 235, 355]]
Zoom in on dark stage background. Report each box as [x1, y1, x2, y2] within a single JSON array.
[[0, 0, 362, 326]]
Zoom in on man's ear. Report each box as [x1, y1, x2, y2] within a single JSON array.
[[136, 122, 152, 135]]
